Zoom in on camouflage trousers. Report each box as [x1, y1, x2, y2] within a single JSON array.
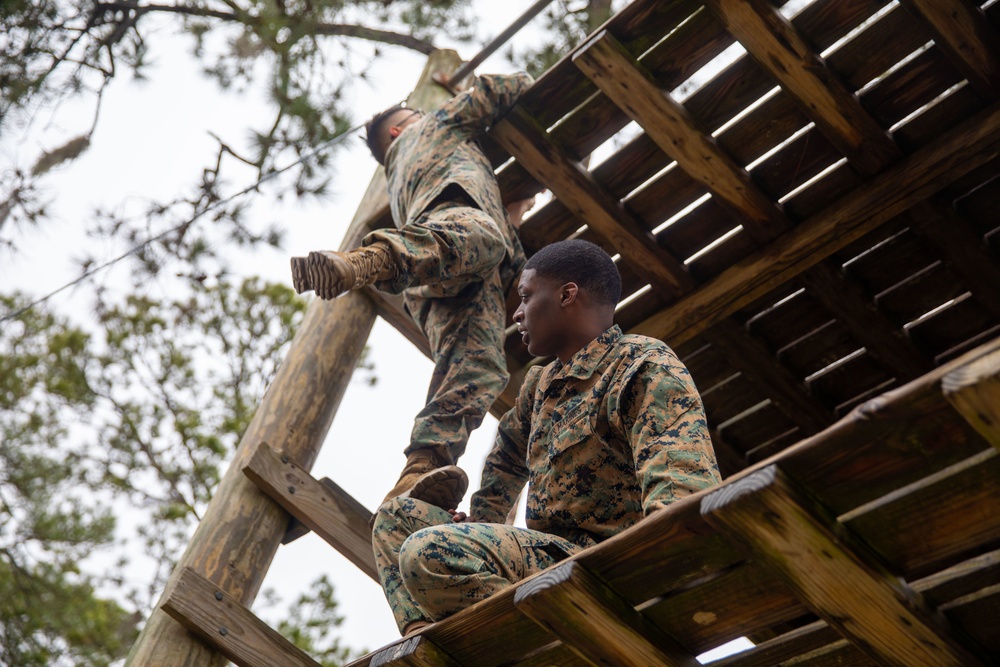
[[364, 204, 519, 463], [372, 497, 582, 633]]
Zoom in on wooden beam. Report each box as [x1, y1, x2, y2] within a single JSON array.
[[713, 549, 1000, 667], [161, 567, 324, 667], [571, 30, 790, 242], [799, 261, 931, 381], [899, 0, 1000, 99], [125, 51, 466, 667], [491, 106, 694, 299], [704, 322, 832, 435], [704, 0, 902, 176], [700, 465, 988, 667], [368, 635, 463, 667], [631, 101, 1000, 347], [942, 346, 1000, 451], [243, 442, 377, 581], [908, 200, 1000, 322], [513, 560, 700, 667]]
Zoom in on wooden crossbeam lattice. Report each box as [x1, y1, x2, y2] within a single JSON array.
[[703, 0, 902, 176], [635, 101, 1000, 347], [899, 0, 1000, 99], [572, 30, 790, 242]]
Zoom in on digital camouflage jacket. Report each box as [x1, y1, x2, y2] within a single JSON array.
[[471, 325, 721, 548]]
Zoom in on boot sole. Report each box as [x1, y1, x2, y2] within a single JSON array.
[[408, 465, 469, 511], [307, 251, 352, 300], [290, 256, 311, 293]]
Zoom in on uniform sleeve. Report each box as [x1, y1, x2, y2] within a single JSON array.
[[437, 72, 534, 138], [615, 355, 721, 515], [469, 367, 536, 523]]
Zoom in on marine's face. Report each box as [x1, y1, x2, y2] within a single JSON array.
[[513, 269, 567, 358]]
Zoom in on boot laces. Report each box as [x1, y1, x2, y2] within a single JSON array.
[[347, 246, 397, 286]]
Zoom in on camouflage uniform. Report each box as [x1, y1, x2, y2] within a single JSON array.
[[373, 325, 721, 632], [364, 73, 531, 464]]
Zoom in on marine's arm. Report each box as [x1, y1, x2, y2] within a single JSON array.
[[437, 72, 534, 137], [468, 367, 537, 522], [616, 352, 721, 514]]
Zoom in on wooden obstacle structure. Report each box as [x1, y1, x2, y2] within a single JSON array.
[[131, 0, 1000, 664]]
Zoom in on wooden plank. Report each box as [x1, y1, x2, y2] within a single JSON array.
[[704, 322, 832, 434], [512, 560, 700, 667], [716, 549, 1000, 667], [161, 567, 323, 667], [800, 262, 930, 381], [491, 106, 694, 298], [700, 465, 988, 666], [632, 101, 1000, 347], [369, 635, 463, 667], [704, 0, 902, 176], [909, 201, 1000, 322], [572, 30, 790, 243], [841, 448, 1000, 577], [242, 442, 377, 580], [942, 346, 1000, 450], [899, 0, 1000, 99]]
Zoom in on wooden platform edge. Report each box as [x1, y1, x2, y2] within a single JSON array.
[[700, 465, 988, 667], [513, 560, 700, 667]]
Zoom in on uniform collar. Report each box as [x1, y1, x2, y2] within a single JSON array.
[[538, 325, 622, 392]]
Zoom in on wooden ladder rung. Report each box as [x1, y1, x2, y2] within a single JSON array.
[[243, 441, 377, 580], [161, 567, 323, 667]]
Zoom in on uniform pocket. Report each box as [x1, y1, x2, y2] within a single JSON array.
[[547, 410, 597, 459]]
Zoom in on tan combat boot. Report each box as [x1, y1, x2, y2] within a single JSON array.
[[290, 243, 398, 299], [382, 450, 469, 511]]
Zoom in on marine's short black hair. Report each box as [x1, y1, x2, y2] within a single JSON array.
[[524, 239, 622, 306], [364, 104, 406, 165]]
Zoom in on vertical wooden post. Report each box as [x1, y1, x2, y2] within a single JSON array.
[[125, 49, 464, 666]]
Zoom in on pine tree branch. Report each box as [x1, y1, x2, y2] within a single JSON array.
[[90, 2, 438, 54]]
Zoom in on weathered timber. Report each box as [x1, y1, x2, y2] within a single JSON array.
[[632, 101, 1000, 347], [703, 0, 902, 176], [799, 261, 930, 381], [491, 107, 694, 299], [700, 465, 988, 666], [572, 30, 790, 241], [125, 51, 464, 666], [161, 567, 323, 667], [368, 635, 463, 667], [898, 0, 1000, 99], [714, 550, 1000, 667], [703, 322, 832, 434], [840, 448, 1000, 577], [243, 442, 377, 580], [942, 346, 1000, 450], [513, 560, 700, 667], [908, 200, 1000, 322], [767, 336, 1000, 516]]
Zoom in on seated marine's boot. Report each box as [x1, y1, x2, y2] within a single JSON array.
[[293, 243, 398, 299], [382, 450, 469, 511]]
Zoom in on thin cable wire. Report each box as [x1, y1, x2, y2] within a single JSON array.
[[3, 0, 559, 325], [0, 117, 380, 325]]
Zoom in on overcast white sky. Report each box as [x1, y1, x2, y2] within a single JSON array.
[[2, 0, 752, 659]]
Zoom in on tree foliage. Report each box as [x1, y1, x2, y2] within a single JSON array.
[[0, 0, 620, 662], [0, 278, 370, 665]]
